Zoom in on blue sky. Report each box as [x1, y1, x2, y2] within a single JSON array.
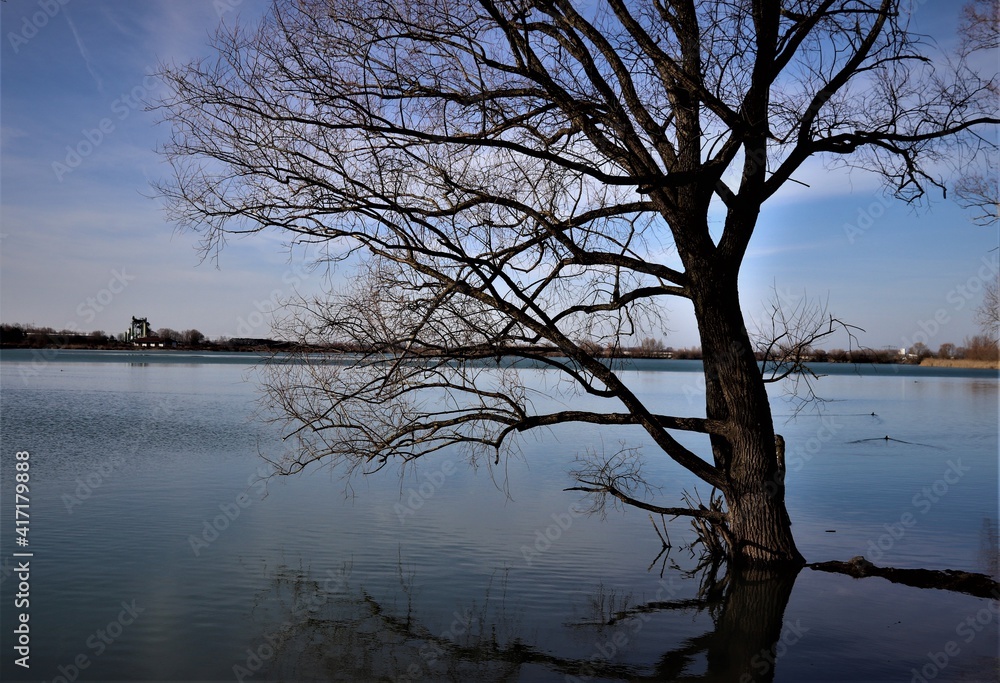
[[1, 0, 996, 350]]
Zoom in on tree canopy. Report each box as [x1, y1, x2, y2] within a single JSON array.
[[158, 0, 998, 566]]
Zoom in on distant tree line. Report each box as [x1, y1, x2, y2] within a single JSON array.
[[809, 336, 999, 363], [0, 324, 116, 348], [577, 336, 999, 363], [0, 323, 205, 349], [1, 323, 996, 362], [151, 328, 205, 346]]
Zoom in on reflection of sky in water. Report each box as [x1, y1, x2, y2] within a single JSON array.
[[0, 351, 996, 681]]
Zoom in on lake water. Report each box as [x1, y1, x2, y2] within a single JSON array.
[[1, 349, 997, 682]]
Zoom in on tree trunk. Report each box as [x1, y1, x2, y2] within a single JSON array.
[[690, 263, 805, 568]]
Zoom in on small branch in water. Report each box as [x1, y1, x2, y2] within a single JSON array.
[[808, 556, 1000, 599], [649, 513, 672, 548], [646, 544, 671, 577], [847, 436, 943, 449]]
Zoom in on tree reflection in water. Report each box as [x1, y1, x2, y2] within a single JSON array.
[[244, 553, 802, 682]]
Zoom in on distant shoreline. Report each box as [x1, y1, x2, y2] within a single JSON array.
[[3, 344, 999, 370], [920, 358, 1000, 370]]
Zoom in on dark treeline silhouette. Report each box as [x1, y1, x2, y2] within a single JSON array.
[[3, 321, 996, 364], [0, 323, 205, 350]]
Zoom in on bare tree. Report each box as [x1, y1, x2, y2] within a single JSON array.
[[960, 0, 999, 54], [182, 328, 205, 345], [638, 336, 666, 353], [155, 327, 181, 342], [977, 277, 999, 344], [958, 2, 1000, 349], [972, 294, 1000, 354], [157, 0, 997, 567], [955, 0, 999, 225], [955, 173, 998, 226], [962, 333, 1000, 361], [748, 288, 861, 411]]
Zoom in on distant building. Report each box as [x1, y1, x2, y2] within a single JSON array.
[[132, 335, 175, 349], [125, 316, 152, 343]]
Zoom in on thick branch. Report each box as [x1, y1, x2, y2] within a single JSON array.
[[516, 410, 723, 435]]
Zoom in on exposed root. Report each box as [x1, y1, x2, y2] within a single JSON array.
[[808, 556, 1000, 599]]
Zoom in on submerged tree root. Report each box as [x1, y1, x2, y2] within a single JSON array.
[[808, 556, 1000, 599]]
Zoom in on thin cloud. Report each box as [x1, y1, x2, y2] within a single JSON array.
[[99, 4, 137, 39], [63, 9, 104, 93], [0, 126, 28, 148]]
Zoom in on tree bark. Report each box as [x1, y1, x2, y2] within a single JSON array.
[[690, 260, 804, 567]]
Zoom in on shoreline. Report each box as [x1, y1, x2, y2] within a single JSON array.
[[3, 345, 999, 372], [920, 358, 1000, 370]]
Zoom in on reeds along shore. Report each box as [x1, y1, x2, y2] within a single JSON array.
[[920, 358, 1000, 370]]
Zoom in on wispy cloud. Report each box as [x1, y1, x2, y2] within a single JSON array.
[[99, 4, 137, 39], [0, 126, 28, 149], [63, 9, 104, 93]]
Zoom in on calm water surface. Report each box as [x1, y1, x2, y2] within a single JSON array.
[[0, 350, 997, 682]]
